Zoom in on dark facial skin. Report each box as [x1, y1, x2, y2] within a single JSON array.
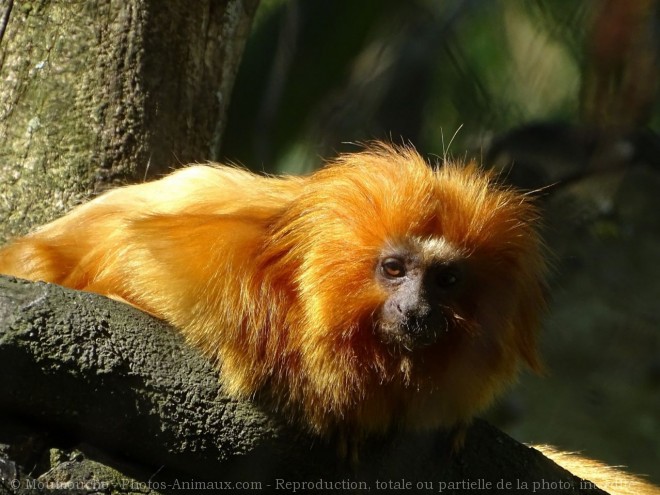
[[376, 247, 465, 350]]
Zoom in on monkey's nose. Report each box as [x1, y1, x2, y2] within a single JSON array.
[[403, 306, 447, 348]]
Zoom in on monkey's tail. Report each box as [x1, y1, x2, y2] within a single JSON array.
[[534, 445, 660, 495]]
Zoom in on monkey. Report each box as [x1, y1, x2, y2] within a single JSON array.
[[2, 142, 657, 493], [0, 142, 546, 437]]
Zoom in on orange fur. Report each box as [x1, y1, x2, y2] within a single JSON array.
[[0, 143, 547, 437], [537, 446, 660, 495]]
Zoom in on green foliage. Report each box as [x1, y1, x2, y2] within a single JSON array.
[[222, 0, 658, 174]]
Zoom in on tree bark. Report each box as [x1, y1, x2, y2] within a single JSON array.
[[0, 0, 259, 243], [0, 275, 610, 495]]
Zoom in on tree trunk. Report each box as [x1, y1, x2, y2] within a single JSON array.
[[0, 0, 259, 243]]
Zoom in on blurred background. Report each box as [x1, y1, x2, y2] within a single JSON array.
[[220, 0, 660, 483]]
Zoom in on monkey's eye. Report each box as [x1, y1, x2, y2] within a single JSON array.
[[381, 258, 406, 278], [436, 267, 459, 288]]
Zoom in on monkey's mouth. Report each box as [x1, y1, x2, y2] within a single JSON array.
[[377, 313, 449, 350]]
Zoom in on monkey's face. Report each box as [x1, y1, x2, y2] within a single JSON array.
[[260, 145, 546, 433], [376, 238, 466, 350]]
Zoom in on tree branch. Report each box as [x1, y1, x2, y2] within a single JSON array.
[[0, 275, 608, 494]]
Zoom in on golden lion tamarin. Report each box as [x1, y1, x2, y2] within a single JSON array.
[[0, 143, 546, 437], [3, 142, 660, 493]]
